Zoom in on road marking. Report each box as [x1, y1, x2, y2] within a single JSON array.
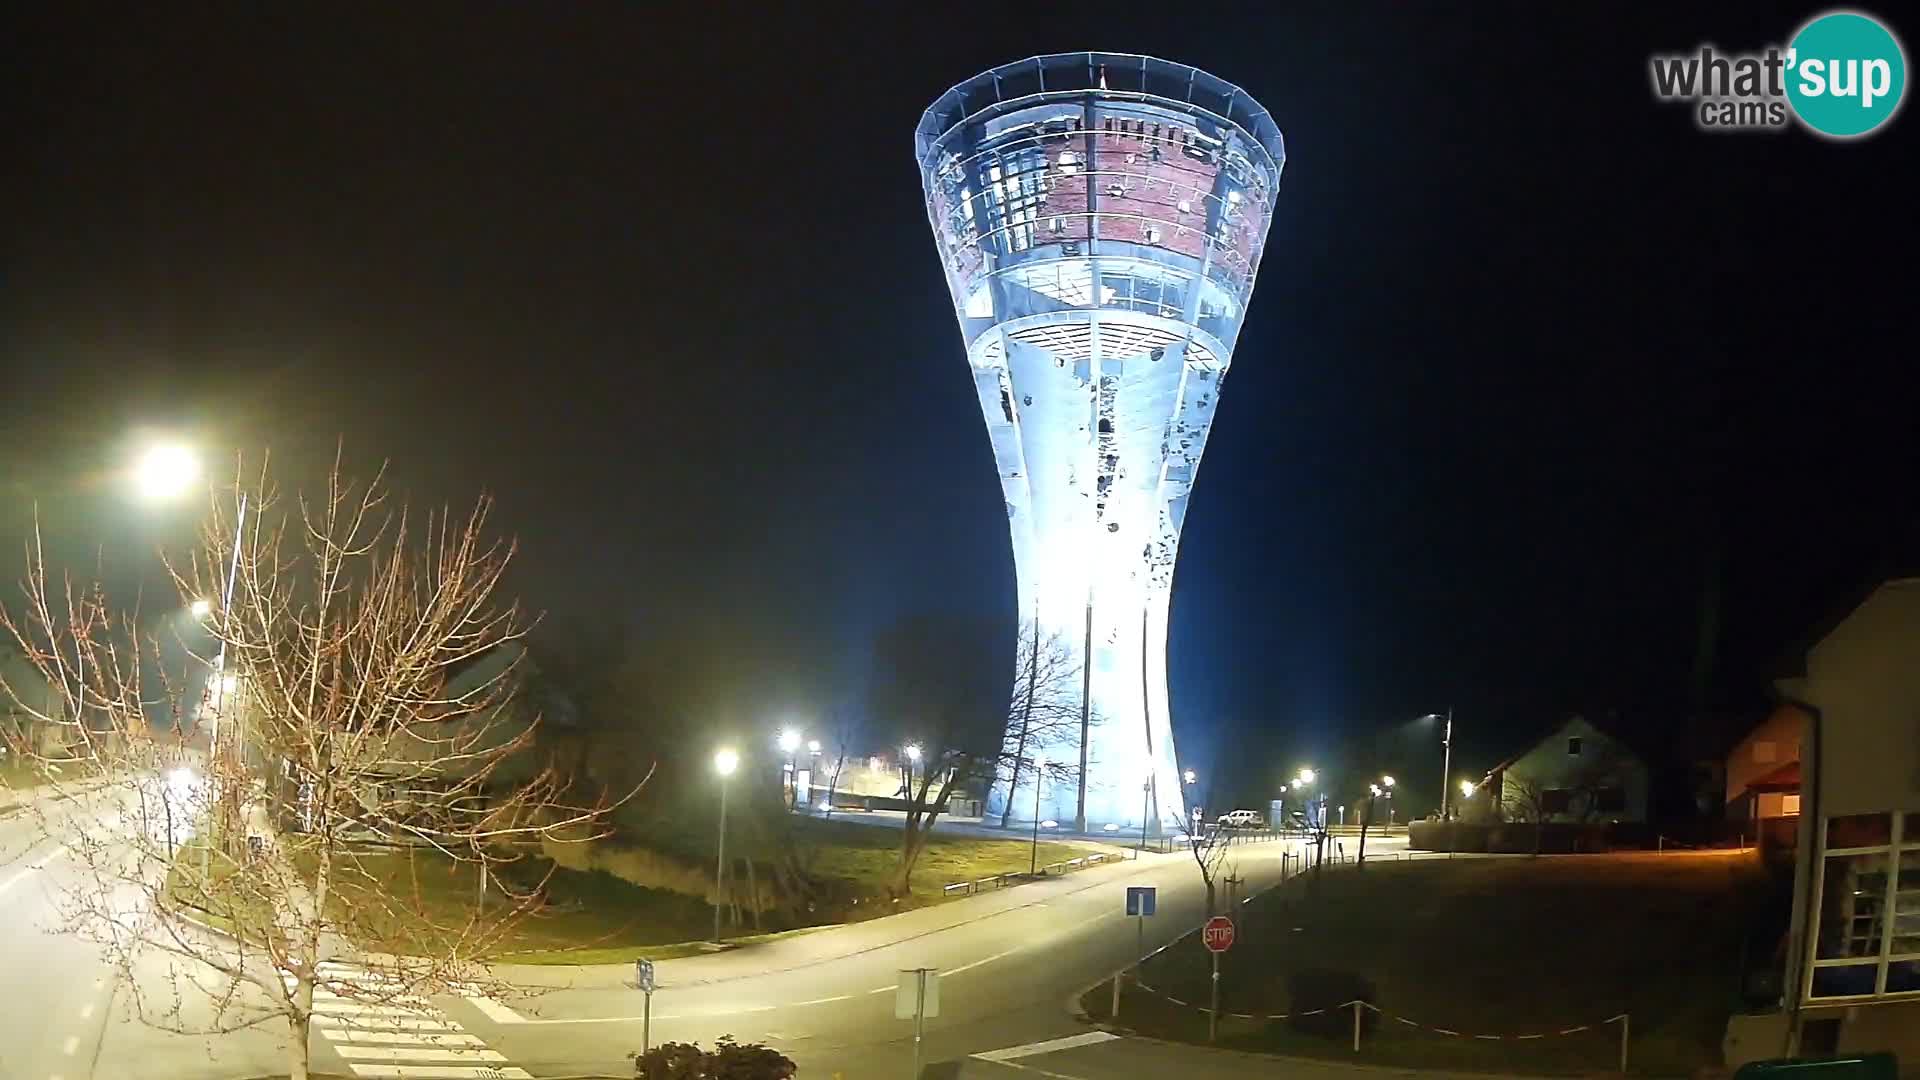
[[793, 994, 853, 1005], [0, 844, 69, 894], [78, 1003, 94, 1019], [947, 944, 1018, 975], [314, 1015, 463, 1032], [463, 994, 524, 1024], [973, 1031, 1119, 1062], [866, 984, 896, 994], [314, 1000, 439, 1018], [61, 1035, 80, 1056], [332, 1046, 508, 1063], [320, 1030, 485, 1047], [345, 1060, 533, 1068]]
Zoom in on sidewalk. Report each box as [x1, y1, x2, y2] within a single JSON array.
[[477, 844, 1189, 991]]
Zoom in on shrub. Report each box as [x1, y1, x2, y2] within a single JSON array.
[[633, 1036, 797, 1079]]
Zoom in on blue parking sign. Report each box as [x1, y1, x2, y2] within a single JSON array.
[[1126, 885, 1156, 916]]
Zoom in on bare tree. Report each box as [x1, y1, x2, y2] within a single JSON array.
[[1498, 773, 1554, 855], [0, 453, 628, 1080], [994, 621, 1083, 829], [1185, 784, 1234, 914]]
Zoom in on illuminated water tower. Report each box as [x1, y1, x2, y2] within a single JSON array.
[[915, 54, 1284, 831]]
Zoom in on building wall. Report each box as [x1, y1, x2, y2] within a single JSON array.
[[1806, 579, 1920, 819], [1726, 702, 1807, 818], [1499, 716, 1651, 823], [1786, 578, 1920, 1051]]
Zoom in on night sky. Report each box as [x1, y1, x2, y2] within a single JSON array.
[[5, 4, 1915, 810]]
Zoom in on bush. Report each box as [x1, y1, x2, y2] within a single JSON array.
[[633, 1036, 796, 1080]]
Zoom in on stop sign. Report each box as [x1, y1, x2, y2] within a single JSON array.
[[1202, 915, 1235, 953]]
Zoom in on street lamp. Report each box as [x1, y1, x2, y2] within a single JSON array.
[[902, 743, 922, 802], [1029, 755, 1047, 875], [712, 748, 738, 943], [777, 728, 801, 809], [134, 443, 201, 501], [1460, 779, 1476, 799], [1358, 775, 1394, 866], [1421, 710, 1456, 820], [807, 739, 821, 754]]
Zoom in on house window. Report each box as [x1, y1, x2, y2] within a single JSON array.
[[1567, 736, 1582, 757], [1542, 788, 1572, 814], [1808, 811, 1920, 999], [1754, 740, 1776, 764], [1783, 794, 1802, 816]]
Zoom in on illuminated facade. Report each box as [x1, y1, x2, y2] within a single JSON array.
[[916, 54, 1283, 831]]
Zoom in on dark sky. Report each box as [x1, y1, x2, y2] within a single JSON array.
[[5, 3, 1915, 808]]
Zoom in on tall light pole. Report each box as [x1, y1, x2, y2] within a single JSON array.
[[777, 728, 801, 809], [1029, 756, 1046, 875], [712, 748, 738, 943], [1423, 710, 1454, 821], [903, 743, 922, 805]]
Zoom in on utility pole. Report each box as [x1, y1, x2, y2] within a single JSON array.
[[1439, 707, 1454, 821]]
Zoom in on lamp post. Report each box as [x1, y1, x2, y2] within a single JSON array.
[[1029, 756, 1046, 875], [712, 748, 738, 943], [1137, 772, 1155, 857], [777, 728, 801, 809], [903, 743, 921, 804], [1422, 710, 1455, 821], [1359, 776, 1394, 866]]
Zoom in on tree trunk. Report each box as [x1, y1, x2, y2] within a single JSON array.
[[824, 752, 844, 820], [1204, 879, 1217, 916], [1000, 620, 1042, 829], [288, 1012, 312, 1080]]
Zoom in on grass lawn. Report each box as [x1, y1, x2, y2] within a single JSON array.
[[325, 847, 721, 960], [794, 816, 1105, 909], [165, 813, 1107, 965], [1089, 851, 1772, 1076], [343, 818, 1104, 963]]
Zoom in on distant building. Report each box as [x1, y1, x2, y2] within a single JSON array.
[[1726, 702, 1808, 821], [1482, 715, 1651, 824]]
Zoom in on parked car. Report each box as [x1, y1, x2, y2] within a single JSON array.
[[1216, 808, 1264, 829]]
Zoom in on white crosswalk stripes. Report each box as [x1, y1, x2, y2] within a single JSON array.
[[291, 963, 531, 1080]]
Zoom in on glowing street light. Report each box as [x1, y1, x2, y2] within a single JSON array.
[[1183, 769, 1197, 785], [1296, 768, 1316, 786], [135, 443, 201, 501], [712, 747, 738, 943], [777, 729, 801, 754], [904, 743, 922, 763], [1460, 779, 1476, 798], [1382, 775, 1395, 788], [807, 739, 821, 754], [189, 598, 213, 619]]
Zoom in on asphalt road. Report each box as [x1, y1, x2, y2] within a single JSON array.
[[440, 831, 1403, 1078], [0, 788, 142, 1080], [4, 781, 1416, 1079]]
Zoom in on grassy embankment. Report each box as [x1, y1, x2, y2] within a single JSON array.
[[1087, 851, 1773, 1076]]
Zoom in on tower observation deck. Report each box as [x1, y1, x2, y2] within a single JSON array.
[[916, 54, 1284, 832]]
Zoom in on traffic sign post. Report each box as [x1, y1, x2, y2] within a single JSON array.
[[896, 967, 939, 1080], [1202, 916, 1234, 1042], [1118, 886, 1157, 1020], [635, 958, 656, 1055]]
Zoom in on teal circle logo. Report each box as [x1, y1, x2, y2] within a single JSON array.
[[1786, 10, 1907, 138]]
